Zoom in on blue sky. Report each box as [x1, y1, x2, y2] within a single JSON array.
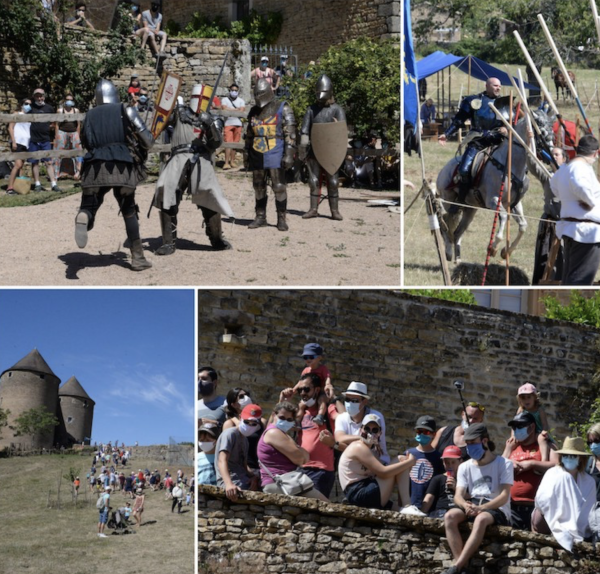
[[0, 289, 195, 446]]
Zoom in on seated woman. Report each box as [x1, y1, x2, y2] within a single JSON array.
[[339, 413, 415, 510], [586, 423, 600, 500], [257, 401, 328, 501], [223, 387, 267, 473], [533, 436, 595, 551]]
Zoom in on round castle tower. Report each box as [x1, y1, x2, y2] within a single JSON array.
[[57, 376, 95, 446], [0, 349, 61, 450]]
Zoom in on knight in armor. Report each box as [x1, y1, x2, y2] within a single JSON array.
[[298, 74, 346, 220], [245, 78, 296, 231], [75, 78, 154, 271], [152, 83, 234, 255], [438, 77, 508, 214]]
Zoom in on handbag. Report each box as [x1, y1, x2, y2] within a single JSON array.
[[258, 460, 314, 496]]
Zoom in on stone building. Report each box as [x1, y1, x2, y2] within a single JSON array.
[[0, 349, 94, 450]]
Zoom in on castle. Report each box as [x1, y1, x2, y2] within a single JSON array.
[[0, 349, 95, 450]]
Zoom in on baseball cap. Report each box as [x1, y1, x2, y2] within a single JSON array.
[[508, 412, 536, 428], [441, 445, 462, 459], [415, 415, 436, 432], [518, 383, 537, 395], [240, 404, 262, 421], [302, 343, 323, 357], [463, 423, 488, 441], [198, 421, 220, 437], [362, 413, 381, 427], [33, 88, 45, 95], [261, 56, 269, 61]]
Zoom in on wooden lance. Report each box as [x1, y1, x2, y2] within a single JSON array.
[[537, 13, 593, 135], [591, 0, 600, 46], [505, 91, 513, 286]]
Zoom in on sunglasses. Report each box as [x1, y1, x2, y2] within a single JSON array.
[[345, 398, 362, 404], [237, 393, 247, 400], [467, 402, 486, 412], [588, 438, 600, 445], [416, 429, 434, 436], [297, 386, 312, 394], [242, 419, 259, 426], [513, 423, 530, 429], [303, 355, 315, 360], [277, 415, 295, 422], [365, 426, 380, 433]]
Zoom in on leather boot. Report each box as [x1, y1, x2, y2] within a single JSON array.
[[328, 195, 343, 221], [205, 212, 232, 250], [448, 178, 469, 215], [276, 210, 288, 231], [75, 210, 90, 248], [302, 194, 319, 219], [248, 197, 268, 229], [130, 239, 152, 271], [155, 211, 177, 256]]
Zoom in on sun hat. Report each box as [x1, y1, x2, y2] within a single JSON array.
[[342, 381, 369, 399], [556, 436, 588, 456]]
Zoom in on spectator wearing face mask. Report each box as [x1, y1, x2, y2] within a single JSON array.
[[137, 88, 153, 115], [334, 382, 390, 464], [67, 2, 94, 29], [6, 98, 31, 195], [142, 2, 168, 57], [251, 56, 277, 88], [53, 93, 83, 180], [198, 366, 227, 427], [433, 402, 486, 460], [220, 83, 246, 170]]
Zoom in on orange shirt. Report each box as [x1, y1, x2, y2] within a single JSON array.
[[298, 403, 334, 471], [509, 441, 543, 503]]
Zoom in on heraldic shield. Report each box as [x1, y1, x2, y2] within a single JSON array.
[[311, 120, 348, 176]]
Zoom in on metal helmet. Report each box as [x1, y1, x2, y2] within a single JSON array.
[[316, 74, 333, 104], [190, 83, 212, 114], [254, 78, 274, 108], [95, 79, 119, 106]]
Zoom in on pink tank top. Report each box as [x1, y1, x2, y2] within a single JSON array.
[[257, 424, 297, 486]]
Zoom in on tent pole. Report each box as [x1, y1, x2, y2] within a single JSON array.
[[437, 71, 440, 120], [449, 65, 452, 120], [442, 67, 445, 125], [468, 56, 471, 94]]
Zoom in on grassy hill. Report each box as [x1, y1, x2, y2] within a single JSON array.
[[0, 450, 194, 574]]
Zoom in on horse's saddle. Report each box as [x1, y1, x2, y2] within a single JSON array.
[[450, 147, 497, 189]]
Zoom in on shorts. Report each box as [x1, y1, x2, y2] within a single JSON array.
[[28, 141, 52, 165], [14, 143, 28, 153], [148, 29, 166, 38], [224, 125, 242, 143], [511, 503, 534, 530], [465, 507, 510, 526], [98, 509, 109, 524], [302, 467, 335, 498], [344, 476, 391, 510]]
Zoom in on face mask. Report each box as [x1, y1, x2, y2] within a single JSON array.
[[199, 441, 215, 453], [230, 91, 238, 99], [513, 427, 530, 442], [415, 433, 433, 446], [302, 397, 316, 408], [33, 99, 44, 107], [360, 431, 380, 447], [590, 443, 600, 458], [562, 455, 579, 471], [65, 100, 74, 107], [238, 421, 259, 437], [345, 402, 361, 417], [199, 381, 214, 397], [23, 104, 31, 113], [237, 395, 252, 409], [466, 443, 485, 461], [275, 419, 295, 433], [261, 62, 267, 67], [139, 96, 148, 104], [461, 420, 470, 431]]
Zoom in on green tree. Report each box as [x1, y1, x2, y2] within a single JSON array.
[[0, 407, 10, 440], [12, 406, 59, 446], [406, 289, 478, 305], [541, 291, 600, 327], [283, 37, 400, 142]]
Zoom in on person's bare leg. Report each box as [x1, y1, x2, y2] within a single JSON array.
[[32, 163, 40, 183], [375, 476, 396, 507], [455, 512, 494, 570], [140, 30, 148, 50], [159, 33, 167, 52], [7, 159, 23, 189], [395, 470, 411, 507], [45, 161, 57, 185], [444, 508, 467, 561]]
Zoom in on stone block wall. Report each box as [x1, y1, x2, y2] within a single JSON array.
[[198, 486, 600, 574], [198, 291, 600, 456]]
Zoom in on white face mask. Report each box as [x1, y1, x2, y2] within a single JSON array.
[[302, 397, 316, 408], [345, 401, 361, 417], [199, 441, 215, 453], [461, 419, 469, 431], [237, 395, 252, 409], [238, 421, 259, 437]]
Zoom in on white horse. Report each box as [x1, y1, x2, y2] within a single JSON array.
[[436, 110, 555, 264]]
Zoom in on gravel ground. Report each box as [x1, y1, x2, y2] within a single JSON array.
[[0, 167, 400, 286]]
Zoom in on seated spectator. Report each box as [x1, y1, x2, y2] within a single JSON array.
[[53, 92, 83, 180], [421, 445, 464, 518], [401, 415, 444, 515], [586, 422, 600, 500], [198, 421, 220, 486], [515, 382, 552, 460], [257, 401, 328, 500], [67, 2, 94, 29], [142, 2, 167, 56], [129, 4, 149, 47], [334, 381, 390, 463], [138, 88, 153, 115], [222, 387, 265, 473], [338, 414, 415, 510], [442, 423, 513, 574], [127, 74, 141, 96], [533, 436, 595, 551], [6, 98, 31, 195], [502, 412, 555, 530], [198, 366, 227, 427], [433, 401, 486, 459], [215, 404, 262, 501], [420, 98, 436, 124]]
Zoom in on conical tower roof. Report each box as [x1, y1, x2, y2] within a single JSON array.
[[0, 348, 59, 379], [59, 376, 94, 403]]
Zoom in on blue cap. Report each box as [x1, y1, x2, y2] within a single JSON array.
[[302, 343, 323, 357]]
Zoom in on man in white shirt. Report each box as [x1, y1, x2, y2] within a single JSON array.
[[550, 135, 600, 284], [220, 83, 246, 170]]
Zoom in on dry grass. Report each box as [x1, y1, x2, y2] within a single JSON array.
[[0, 452, 194, 574], [404, 63, 600, 286]]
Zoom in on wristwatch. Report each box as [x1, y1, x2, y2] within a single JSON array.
[[333, 441, 340, 450]]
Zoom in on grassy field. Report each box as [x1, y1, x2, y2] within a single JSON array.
[[404, 63, 600, 286], [0, 452, 194, 574]]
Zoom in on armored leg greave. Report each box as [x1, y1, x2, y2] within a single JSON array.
[[275, 199, 288, 232], [248, 196, 268, 229], [156, 210, 177, 256], [200, 207, 232, 250], [303, 194, 320, 219]]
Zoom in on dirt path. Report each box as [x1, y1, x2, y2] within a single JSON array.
[[0, 168, 400, 286]]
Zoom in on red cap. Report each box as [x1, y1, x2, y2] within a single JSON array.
[[441, 445, 462, 459], [240, 404, 262, 420]]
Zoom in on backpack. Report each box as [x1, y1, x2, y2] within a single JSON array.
[[96, 494, 106, 510]]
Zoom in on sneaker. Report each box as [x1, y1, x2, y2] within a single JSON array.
[[51, 184, 62, 193], [33, 183, 46, 192], [75, 211, 90, 248], [400, 505, 426, 517], [98, 533, 107, 538], [6, 188, 17, 195], [312, 414, 326, 426]]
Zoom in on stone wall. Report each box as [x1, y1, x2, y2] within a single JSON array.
[[197, 291, 600, 456], [198, 485, 600, 574]]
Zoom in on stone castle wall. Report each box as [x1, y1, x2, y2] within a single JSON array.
[[198, 485, 600, 574], [198, 291, 600, 456]]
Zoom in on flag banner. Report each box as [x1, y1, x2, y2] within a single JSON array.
[[403, 0, 419, 126]]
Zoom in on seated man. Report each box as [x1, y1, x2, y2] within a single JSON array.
[[142, 2, 167, 56], [442, 423, 513, 574], [421, 445, 464, 518], [215, 404, 261, 501]]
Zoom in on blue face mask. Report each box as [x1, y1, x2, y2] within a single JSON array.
[[415, 433, 432, 446], [562, 455, 579, 471], [466, 442, 485, 461], [513, 427, 530, 442], [230, 91, 238, 99], [23, 104, 31, 113], [591, 442, 600, 458], [65, 100, 75, 107], [345, 402, 361, 417], [275, 418, 295, 433], [139, 96, 148, 104]]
